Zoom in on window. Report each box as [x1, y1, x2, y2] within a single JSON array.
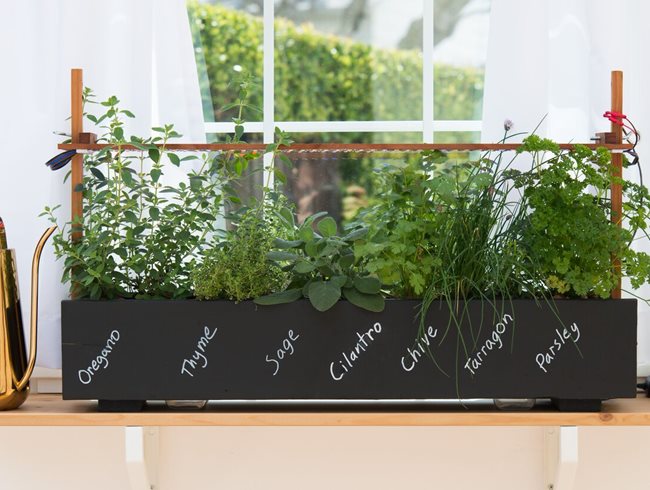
[[188, 0, 490, 220]]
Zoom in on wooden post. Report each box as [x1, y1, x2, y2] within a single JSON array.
[[71, 68, 84, 242], [70, 69, 84, 298], [611, 70, 623, 299]]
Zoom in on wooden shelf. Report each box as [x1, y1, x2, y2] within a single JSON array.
[[57, 142, 634, 153], [2, 395, 650, 427]]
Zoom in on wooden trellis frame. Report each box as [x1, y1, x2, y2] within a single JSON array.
[[62, 69, 630, 298]]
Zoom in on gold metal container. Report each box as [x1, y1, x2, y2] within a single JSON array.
[[0, 227, 55, 410]]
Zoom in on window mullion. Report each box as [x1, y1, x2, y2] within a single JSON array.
[[423, 0, 434, 143], [263, 0, 275, 186]]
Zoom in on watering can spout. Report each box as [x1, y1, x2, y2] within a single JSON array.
[[0, 225, 56, 409], [17, 226, 56, 391]]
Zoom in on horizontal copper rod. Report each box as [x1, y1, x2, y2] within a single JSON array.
[[57, 142, 634, 152]]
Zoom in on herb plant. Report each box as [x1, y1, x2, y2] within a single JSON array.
[[254, 213, 384, 312], [192, 203, 287, 301], [190, 122, 295, 302], [45, 82, 258, 299], [353, 151, 449, 298], [514, 136, 650, 298], [415, 142, 537, 343]]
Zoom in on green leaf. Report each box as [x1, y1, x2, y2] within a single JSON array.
[[342, 287, 385, 312], [303, 211, 328, 226], [273, 238, 303, 249], [308, 281, 341, 312], [317, 216, 337, 237], [331, 275, 348, 288], [121, 169, 135, 186], [299, 226, 315, 242], [151, 168, 162, 183], [234, 159, 244, 176], [301, 280, 313, 297], [254, 288, 303, 306], [339, 252, 355, 269], [89, 167, 105, 181], [304, 240, 320, 258], [316, 265, 334, 277], [343, 227, 368, 241], [472, 172, 493, 188], [123, 210, 138, 223], [189, 176, 202, 192], [267, 251, 300, 262], [234, 125, 244, 141], [168, 153, 181, 166], [149, 207, 160, 220], [294, 260, 315, 273], [279, 207, 295, 227], [148, 148, 160, 163], [113, 127, 124, 141], [354, 276, 381, 294], [273, 167, 287, 184]]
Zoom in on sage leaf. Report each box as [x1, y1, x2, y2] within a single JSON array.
[[317, 216, 337, 237], [267, 251, 300, 262], [254, 288, 302, 306], [308, 280, 341, 312], [354, 276, 381, 294], [342, 287, 385, 312]]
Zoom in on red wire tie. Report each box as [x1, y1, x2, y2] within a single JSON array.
[[603, 111, 627, 126], [603, 111, 636, 137]]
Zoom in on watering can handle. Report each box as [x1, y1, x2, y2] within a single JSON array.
[[16, 226, 57, 391]]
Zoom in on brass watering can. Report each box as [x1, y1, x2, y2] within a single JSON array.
[[0, 225, 56, 410]]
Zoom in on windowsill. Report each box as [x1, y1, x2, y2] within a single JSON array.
[[32, 367, 62, 394]]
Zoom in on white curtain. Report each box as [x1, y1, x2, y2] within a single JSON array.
[[0, 0, 204, 368], [482, 0, 650, 366]]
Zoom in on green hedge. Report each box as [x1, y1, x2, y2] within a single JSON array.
[[188, 3, 484, 132]]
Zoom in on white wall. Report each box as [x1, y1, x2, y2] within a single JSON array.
[[1, 426, 649, 489]]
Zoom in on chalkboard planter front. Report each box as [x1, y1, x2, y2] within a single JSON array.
[[61, 298, 637, 412]]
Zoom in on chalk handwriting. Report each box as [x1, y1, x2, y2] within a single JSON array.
[[330, 322, 383, 381], [463, 314, 514, 375], [180, 326, 218, 377], [535, 322, 581, 373], [78, 330, 120, 385], [266, 329, 300, 376], [401, 325, 439, 372]]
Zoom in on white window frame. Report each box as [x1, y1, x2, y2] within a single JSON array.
[[203, 0, 484, 144]]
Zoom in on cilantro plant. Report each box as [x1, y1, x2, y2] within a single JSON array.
[[353, 151, 451, 298]]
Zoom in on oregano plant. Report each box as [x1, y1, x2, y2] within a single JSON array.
[[44, 85, 254, 299]]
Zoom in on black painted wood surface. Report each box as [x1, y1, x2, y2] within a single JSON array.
[[61, 299, 637, 403]]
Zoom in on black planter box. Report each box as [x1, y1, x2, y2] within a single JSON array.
[[61, 298, 637, 412]]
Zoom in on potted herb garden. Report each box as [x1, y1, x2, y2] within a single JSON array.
[[47, 82, 647, 412]]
